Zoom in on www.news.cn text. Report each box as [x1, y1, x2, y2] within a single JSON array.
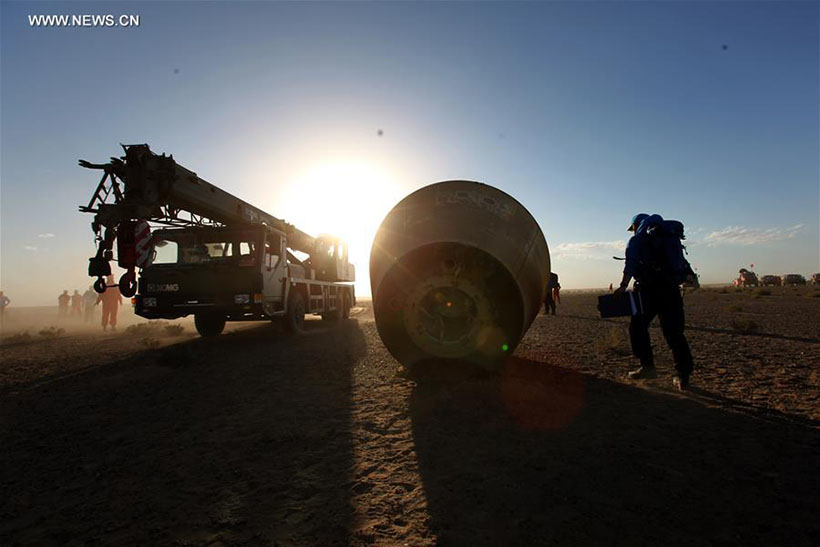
[[28, 14, 140, 28]]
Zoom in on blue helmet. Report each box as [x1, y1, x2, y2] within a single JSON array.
[[628, 213, 649, 232]]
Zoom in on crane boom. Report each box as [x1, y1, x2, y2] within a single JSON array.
[[79, 144, 316, 253], [78, 144, 355, 299]]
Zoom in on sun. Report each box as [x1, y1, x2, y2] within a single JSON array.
[[276, 160, 406, 293]]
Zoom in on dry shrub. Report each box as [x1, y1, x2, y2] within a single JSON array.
[[125, 322, 160, 336], [163, 324, 185, 336], [734, 287, 744, 293], [727, 304, 743, 312], [718, 287, 730, 294], [140, 337, 161, 349], [127, 321, 184, 337], [752, 287, 771, 297], [595, 326, 632, 357], [5, 331, 32, 344], [38, 326, 65, 337], [809, 291, 820, 298], [731, 319, 759, 334]]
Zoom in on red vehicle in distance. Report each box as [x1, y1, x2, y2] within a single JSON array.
[[733, 268, 759, 287]]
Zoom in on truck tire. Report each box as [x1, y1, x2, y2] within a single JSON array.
[[285, 289, 305, 333], [321, 310, 340, 322], [341, 290, 351, 320], [195, 312, 226, 337], [322, 292, 341, 322]]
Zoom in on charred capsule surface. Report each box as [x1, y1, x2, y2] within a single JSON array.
[[370, 180, 550, 369]]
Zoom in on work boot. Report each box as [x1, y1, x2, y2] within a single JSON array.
[[673, 375, 690, 392], [627, 366, 657, 380]]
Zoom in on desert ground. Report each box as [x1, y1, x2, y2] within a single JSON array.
[[1, 286, 818, 546]]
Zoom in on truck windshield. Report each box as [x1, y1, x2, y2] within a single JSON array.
[[151, 232, 260, 267]]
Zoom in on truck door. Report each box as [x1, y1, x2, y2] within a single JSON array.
[[262, 233, 286, 307]]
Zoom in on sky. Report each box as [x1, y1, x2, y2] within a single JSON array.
[[1, 0, 818, 306]]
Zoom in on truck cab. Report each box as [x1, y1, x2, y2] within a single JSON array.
[[312, 235, 355, 283], [135, 225, 283, 321], [133, 225, 354, 336]]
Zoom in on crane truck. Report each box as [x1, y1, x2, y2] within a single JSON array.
[[79, 144, 355, 337]]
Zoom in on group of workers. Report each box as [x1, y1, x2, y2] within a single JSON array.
[[1, 277, 123, 333], [57, 275, 123, 330]]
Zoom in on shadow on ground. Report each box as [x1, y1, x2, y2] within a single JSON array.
[[559, 313, 820, 345], [1, 319, 366, 546], [409, 357, 820, 546]]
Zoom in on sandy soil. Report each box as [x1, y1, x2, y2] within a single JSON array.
[[1, 287, 818, 546]]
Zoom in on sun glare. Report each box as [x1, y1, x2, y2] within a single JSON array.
[[276, 160, 406, 293]]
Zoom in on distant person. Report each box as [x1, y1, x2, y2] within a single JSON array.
[[543, 272, 560, 315], [0, 290, 9, 327], [70, 290, 83, 317], [82, 286, 97, 323], [609, 283, 613, 292], [58, 290, 70, 317], [95, 276, 123, 331], [614, 213, 695, 391]]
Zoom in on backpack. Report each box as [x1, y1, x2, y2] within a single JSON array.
[[637, 215, 695, 285]]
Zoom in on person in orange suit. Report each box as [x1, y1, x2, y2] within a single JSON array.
[[95, 276, 123, 331]]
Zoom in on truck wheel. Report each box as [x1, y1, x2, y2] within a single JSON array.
[[195, 312, 226, 337], [341, 290, 351, 319], [285, 290, 305, 333], [322, 293, 341, 322]]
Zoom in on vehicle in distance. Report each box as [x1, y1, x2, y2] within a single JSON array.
[[783, 274, 807, 286], [733, 268, 758, 287], [760, 275, 782, 287]]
